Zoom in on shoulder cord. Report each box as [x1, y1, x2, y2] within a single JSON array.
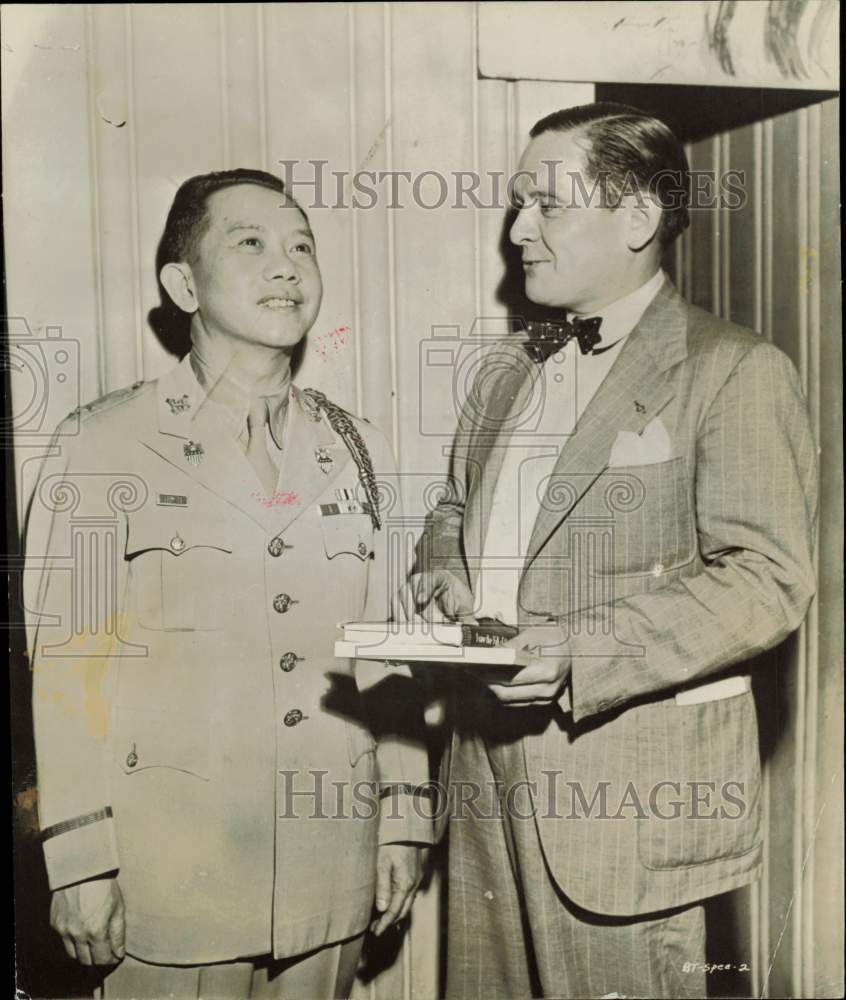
[[303, 389, 382, 531]]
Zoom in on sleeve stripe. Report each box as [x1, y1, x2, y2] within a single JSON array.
[[41, 806, 113, 843]]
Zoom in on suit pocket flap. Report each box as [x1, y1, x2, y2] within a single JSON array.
[[115, 706, 210, 780], [125, 510, 233, 558]]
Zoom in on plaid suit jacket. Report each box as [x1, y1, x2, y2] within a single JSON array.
[[422, 280, 818, 915]]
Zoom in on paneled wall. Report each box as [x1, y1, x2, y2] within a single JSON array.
[[675, 98, 843, 1000], [4, 5, 841, 999]]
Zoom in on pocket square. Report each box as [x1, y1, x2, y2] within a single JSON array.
[[608, 416, 672, 468]]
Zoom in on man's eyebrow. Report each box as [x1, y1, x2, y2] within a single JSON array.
[[225, 222, 267, 233], [290, 228, 315, 241]]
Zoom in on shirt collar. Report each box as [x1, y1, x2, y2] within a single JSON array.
[[188, 342, 291, 449], [574, 269, 665, 348]]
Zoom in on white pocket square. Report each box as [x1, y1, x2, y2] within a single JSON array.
[[608, 416, 672, 468]]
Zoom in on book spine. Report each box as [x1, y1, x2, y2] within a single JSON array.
[[460, 623, 519, 647]]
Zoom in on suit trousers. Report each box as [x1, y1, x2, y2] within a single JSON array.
[[99, 935, 364, 1000], [445, 698, 707, 1000]]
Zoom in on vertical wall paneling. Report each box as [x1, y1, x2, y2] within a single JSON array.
[[677, 96, 841, 1000], [123, 7, 145, 381], [383, 2, 400, 454], [347, 3, 364, 414], [83, 4, 106, 398]]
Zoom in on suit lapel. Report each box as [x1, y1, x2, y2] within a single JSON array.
[[524, 281, 689, 571]]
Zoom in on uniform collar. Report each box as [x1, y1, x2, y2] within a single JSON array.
[[188, 342, 291, 448]]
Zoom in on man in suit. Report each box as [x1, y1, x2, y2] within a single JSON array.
[[412, 104, 817, 998], [25, 168, 432, 998]]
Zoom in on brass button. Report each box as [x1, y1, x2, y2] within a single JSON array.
[[268, 537, 291, 558], [283, 709, 305, 727], [273, 594, 298, 614], [170, 534, 185, 553], [357, 541, 368, 557], [126, 747, 138, 768], [279, 652, 302, 673]]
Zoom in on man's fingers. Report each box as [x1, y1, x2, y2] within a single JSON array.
[[374, 858, 391, 912], [372, 888, 405, 936], [489, 682, 559, 703], [74, 940, 94, 967], [498, 660, 560, 685], [89, 936, 117, 967], [60, 934, 77, 962], [108, 901, 126, 961]]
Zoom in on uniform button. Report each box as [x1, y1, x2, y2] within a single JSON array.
[[283, 709, 305, 727], [268, 537, 291, 557], [170, 534, 185, 553], [357, 541, 368, 557], [126, 746, 138, 768], [279, 652, 303, 672], [273, 594, 299, 614]]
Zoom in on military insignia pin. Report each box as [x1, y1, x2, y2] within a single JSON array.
[[166, 394, 191, 415], [184, 441, 204, 466], [315, 447, 334, 474]]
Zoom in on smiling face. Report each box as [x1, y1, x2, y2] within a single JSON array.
[[176, 183, 323, 352], [510, 129, 656, 315]]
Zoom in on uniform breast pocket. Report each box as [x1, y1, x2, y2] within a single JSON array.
[[320, 514, 374, 563], [585, 457, 695, 578], [125, 510, 233, 631]]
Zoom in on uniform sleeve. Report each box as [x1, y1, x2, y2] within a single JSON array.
[[24, 422, 122, 889], [356, 425, 434, 846], [567, 342, 818, 722]]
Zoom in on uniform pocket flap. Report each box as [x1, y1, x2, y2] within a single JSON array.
[[345, 719, 377, 766], [125, 510, 234, 558], [320, 514, 373, 561], [115, 706, 211, 779]]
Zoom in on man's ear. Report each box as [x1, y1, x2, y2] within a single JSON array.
[[625, 191, 663, 253], [160, 262, 199, 314]]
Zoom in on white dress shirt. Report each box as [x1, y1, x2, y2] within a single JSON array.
[[474, 269, 666, 623]]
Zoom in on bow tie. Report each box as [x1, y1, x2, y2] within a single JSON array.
[[524, 315, 603, 363]]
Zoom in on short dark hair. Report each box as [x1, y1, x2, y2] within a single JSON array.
[[530, 102, 690, 247], [158, 168, 299, 266]]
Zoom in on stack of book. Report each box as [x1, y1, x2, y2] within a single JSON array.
[[334, 619, 529, 668]]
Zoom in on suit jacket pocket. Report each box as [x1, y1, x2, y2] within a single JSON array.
[[635, 692, 761, 870], [114, 705, 210, 780], [585, 457, 695, 577], [125, 509, 233, 631]]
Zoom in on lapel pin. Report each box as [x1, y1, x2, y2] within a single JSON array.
[[315, 447, 334, 474], [166, 394, 191, 415], [184, 441, 204, 466], [634, 400, 646, 414]]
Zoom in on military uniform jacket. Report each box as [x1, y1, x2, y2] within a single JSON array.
[[25, 355, 432, 964], [423, 280, 818, 916]]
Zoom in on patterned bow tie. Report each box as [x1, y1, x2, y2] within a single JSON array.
[[523, 315, 603, 363]]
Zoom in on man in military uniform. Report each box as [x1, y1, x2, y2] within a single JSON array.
[[25, 168, 432, 998]]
